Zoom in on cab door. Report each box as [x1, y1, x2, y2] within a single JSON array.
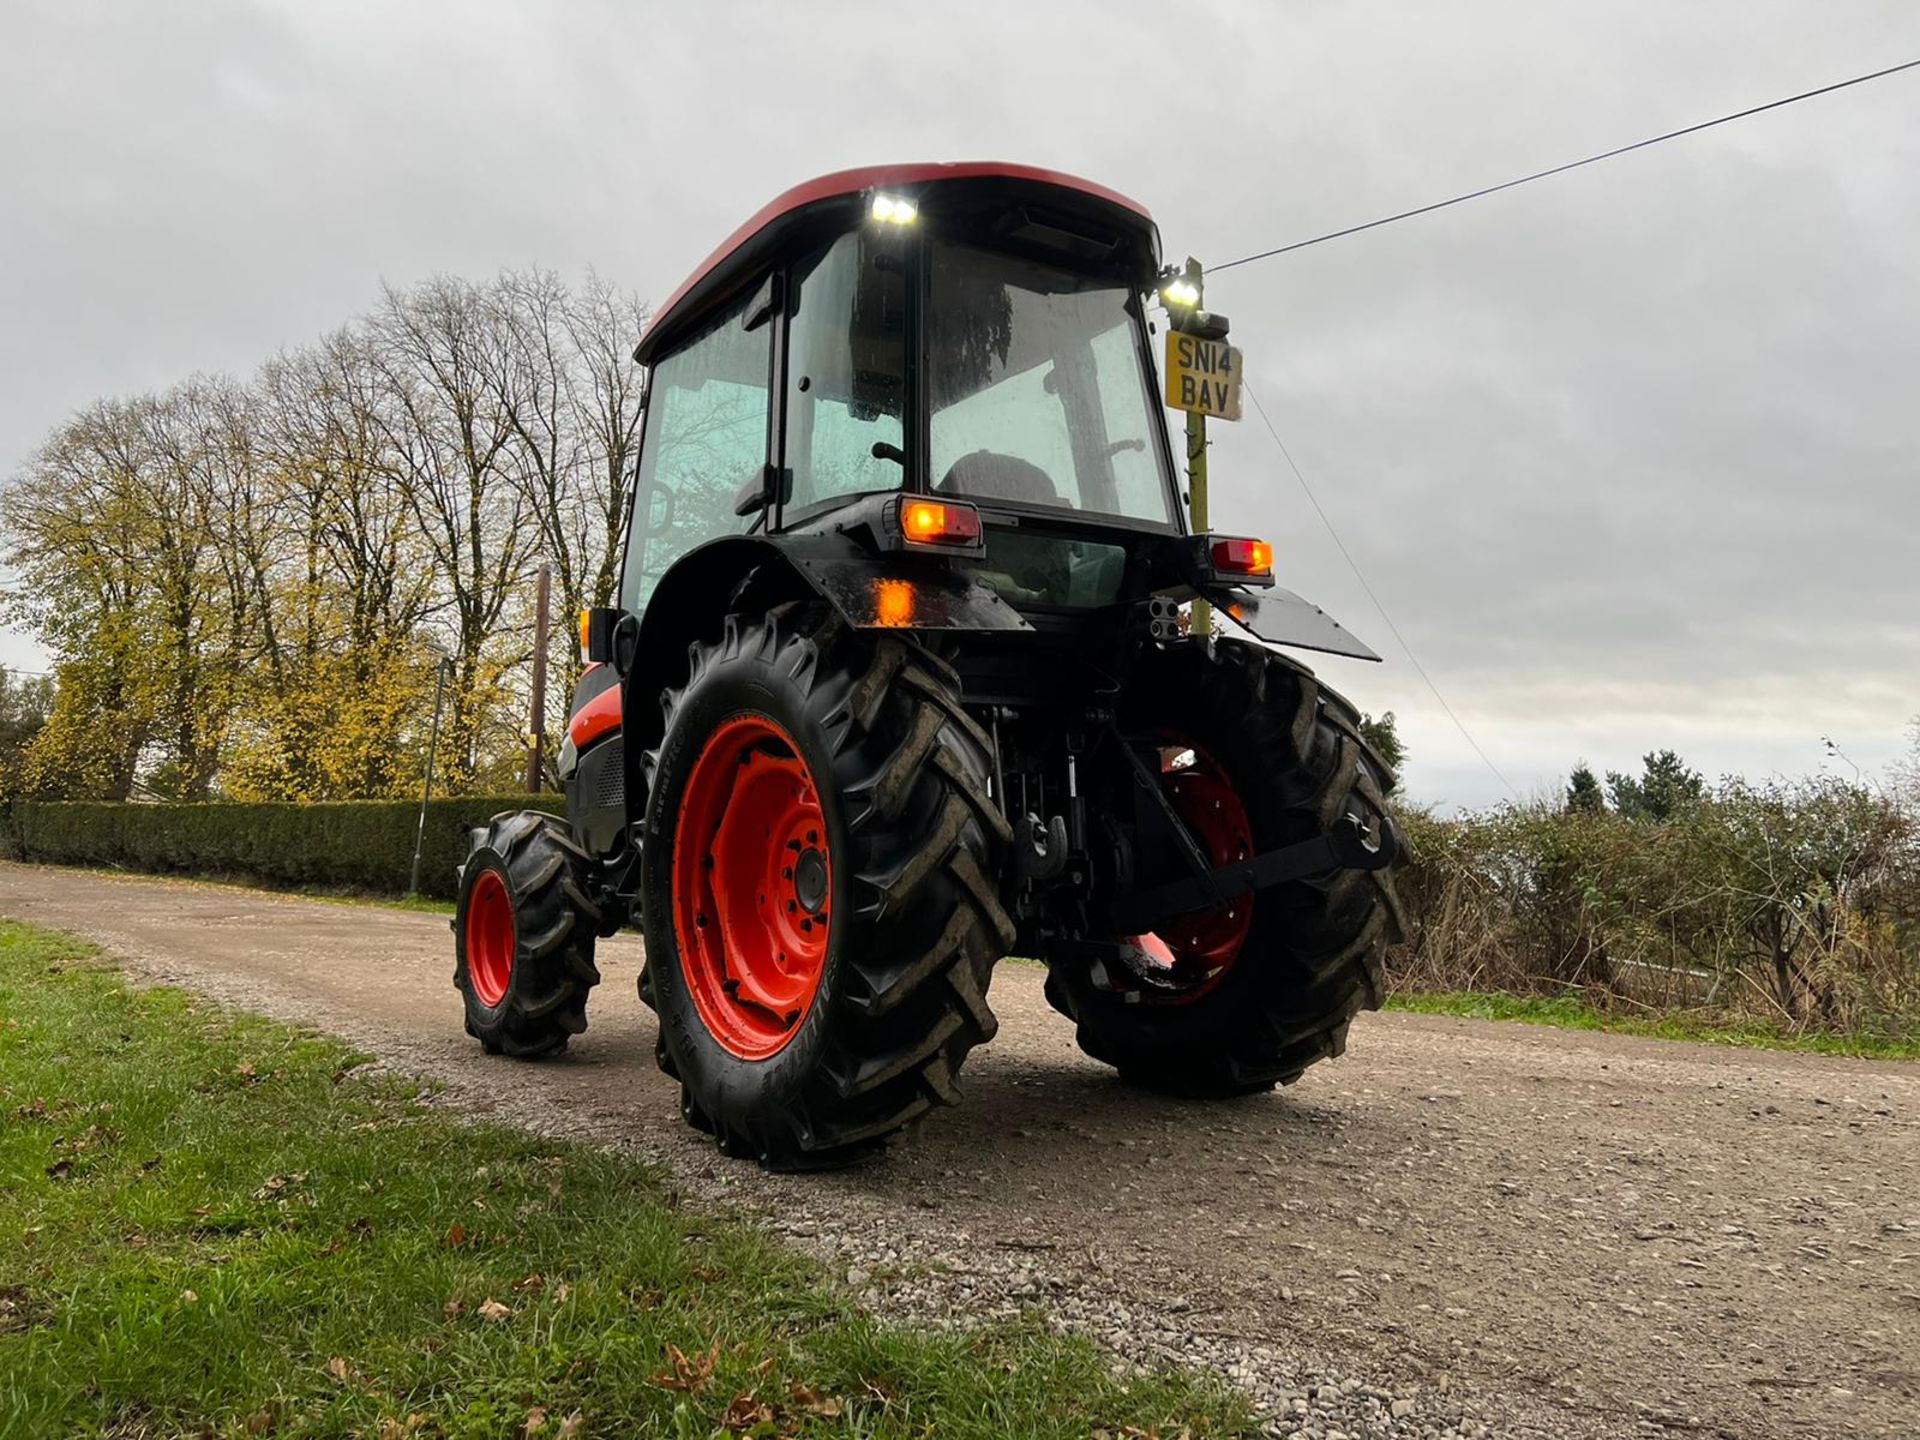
[[621, 279, 777, 617]]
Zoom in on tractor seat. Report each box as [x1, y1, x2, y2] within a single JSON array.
[[937, 450, 1063, 509]]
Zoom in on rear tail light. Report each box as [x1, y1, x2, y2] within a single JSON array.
[[1209, 536, 1274, 578], [899, 499, 983, 548]]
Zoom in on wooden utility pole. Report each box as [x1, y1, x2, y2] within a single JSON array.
[[526, 563, 551, 793]]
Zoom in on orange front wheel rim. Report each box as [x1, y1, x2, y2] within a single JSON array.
[[466, 869, 515, 1007]]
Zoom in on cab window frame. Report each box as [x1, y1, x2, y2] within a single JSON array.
[[618, 274, 780, 617], [773, 224, 920, 532], [918, 234, 1184, 533]]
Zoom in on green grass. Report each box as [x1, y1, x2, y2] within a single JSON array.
[[1386, 989, 1920, 1060], [0, 922, 1249, 1439]]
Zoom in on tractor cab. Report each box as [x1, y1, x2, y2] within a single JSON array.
[[623, 163, 1184, 625]]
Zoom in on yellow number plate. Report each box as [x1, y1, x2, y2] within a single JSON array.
[[1163, 331, 1243, 421]]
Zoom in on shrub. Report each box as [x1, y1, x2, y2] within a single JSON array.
[[3, 795, 564, 899], [1389, 778, 1920, 1041]]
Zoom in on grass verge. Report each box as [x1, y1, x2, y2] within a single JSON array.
[[1386, 989, 1920, 1060], [0, 921, 1249, 1439]]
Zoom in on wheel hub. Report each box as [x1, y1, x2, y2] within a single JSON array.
[[793, 848, 828, 914]]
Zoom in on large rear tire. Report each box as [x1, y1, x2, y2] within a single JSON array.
[[640, 608, 1014, 1169], [454, 812, 603, 1058], [1046, 640, 1403, 1094]]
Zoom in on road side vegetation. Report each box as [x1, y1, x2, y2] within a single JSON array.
[[0, 922, 1248, 1440], [1388, 745, 1920, 1053], [4, 794, 560, 901], [1384, 991, 1920, 1059]]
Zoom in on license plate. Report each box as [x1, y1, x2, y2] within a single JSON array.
[[1164, 331, 1243, 421]]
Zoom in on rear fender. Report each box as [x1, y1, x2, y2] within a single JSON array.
[[621, 534, 1032, 801], [1205, 584, 1380, 662]]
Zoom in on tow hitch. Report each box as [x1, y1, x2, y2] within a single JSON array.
[[1107, 811, 1398, 935]]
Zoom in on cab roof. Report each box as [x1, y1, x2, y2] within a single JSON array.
[[634, 161, 1157, 365]]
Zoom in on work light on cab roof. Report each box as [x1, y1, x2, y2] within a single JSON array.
[[455, 160, 1405, 1172]]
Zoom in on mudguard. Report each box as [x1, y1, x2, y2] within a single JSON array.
[[1206, 584, 1380, 662], [790, 554, 1032, 632], [602, 536, 1030, 834], [643, 534, 1031, 645]]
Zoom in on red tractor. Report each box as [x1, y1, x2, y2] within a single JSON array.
[[453, 162, 1403, 1168]]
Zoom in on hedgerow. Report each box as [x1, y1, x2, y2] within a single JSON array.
[[3, 795, 563, 899]]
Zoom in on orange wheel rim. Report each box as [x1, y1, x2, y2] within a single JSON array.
[[1131, 737, 1254, 1004], [671, 713, 832, 1060], [466, 869, 515, 1007]]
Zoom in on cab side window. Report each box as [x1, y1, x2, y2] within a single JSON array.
[[783, 230, 908, 515], [623, 291, 772, 613]]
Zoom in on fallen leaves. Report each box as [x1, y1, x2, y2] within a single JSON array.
[[521, 1404, 584, 1438], [443, 1222, 469, 1248], [649, 1340, 719, 1392], [722, 1392, 777, 1431], [477, 1298, 513, 1322], [787, 1383, 844, 1418], [253, 1172, 306, 1201], [375, 1414, 428, 1439], [324, 1356, 351, 1382]]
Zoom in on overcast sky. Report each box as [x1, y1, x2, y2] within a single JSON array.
[[3, 0, 1916, 808]]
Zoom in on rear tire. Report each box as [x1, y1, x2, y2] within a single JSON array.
[[640, 608, 1014, 1169], [455, 812, 603, 1057], [1046, 639, 1403, 1095]]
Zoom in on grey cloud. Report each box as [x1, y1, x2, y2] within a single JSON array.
[[2, 0, 1915, 804]]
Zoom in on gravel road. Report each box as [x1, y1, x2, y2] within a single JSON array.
[[2, 863, 1914, 1439]]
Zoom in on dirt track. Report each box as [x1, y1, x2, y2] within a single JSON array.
[[2, 863, 1915, 1438]]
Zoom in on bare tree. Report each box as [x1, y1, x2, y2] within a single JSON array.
[[367, 276, 540, 787], [489, 269, 649, 771]]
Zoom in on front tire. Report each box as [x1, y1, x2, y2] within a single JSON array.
[[454, 811, 603, 1057], [641, 608, 1014, 1169], [1046, 640, 1404, 1094]]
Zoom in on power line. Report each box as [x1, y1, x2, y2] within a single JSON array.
[[1210, 58, 1920, 273], [1242, 379, 1520, 801]]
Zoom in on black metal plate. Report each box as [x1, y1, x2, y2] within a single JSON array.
[[1209, 585, 1380, 662]]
